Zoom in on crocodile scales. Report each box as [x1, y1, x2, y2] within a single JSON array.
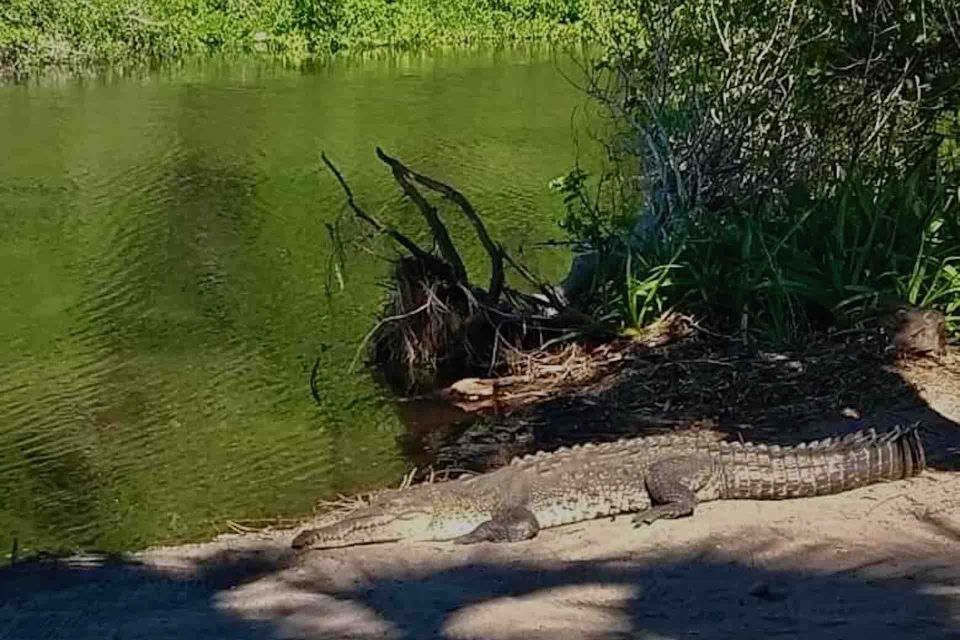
[[292, 425, 926, 550]]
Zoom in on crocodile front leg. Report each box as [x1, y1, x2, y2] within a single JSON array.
[[453, 507, 540, 544], [632, 455, 715, 526]]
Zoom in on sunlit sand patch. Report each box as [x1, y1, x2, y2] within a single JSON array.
[[443, 582, 640, 639]]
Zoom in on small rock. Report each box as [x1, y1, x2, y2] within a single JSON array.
[[891, 307, 947, 356]]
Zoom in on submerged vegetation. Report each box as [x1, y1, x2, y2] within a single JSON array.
[[0, 0, 593, 78]]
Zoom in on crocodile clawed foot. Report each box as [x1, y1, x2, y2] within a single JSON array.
[[453, 507, 540, 544], [631, 510, 661, 527], [632, 502, 694, 527]]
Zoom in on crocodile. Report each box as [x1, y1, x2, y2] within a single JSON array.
[[291, 425, 925, 550]]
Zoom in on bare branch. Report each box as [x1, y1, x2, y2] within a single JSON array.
[[320, 152, 441, 269], [381, 147, 506, 305], [375, 148, 469, 283]]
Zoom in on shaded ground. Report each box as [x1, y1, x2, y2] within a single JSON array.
[[3, 334, 960, 640], [2, 461, 960, 639], [420, 330, 960, 472]]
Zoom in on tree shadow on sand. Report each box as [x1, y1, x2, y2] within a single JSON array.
[[291, 548, 960, 640], [3, 535, 960, 640], [0, 544, 294, 640], [419, 336, 960, 474]]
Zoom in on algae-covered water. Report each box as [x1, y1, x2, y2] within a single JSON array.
[[0, 47, 596, 554]]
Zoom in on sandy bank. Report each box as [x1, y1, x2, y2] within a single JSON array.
[[3, 458, 960, 639]]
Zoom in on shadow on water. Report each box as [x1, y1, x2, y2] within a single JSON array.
[[2, 535, 958, 639]]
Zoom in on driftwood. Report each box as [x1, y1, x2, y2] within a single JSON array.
[[375, 147, 505, 304], [320, 148, 583, 393], [321, 152, 448, 274]]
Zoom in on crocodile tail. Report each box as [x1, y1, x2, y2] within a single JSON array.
[[718, 424, 925, 500]]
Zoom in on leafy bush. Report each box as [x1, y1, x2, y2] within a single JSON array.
[[562, 0, 960, 342], [557, 155, 960, 342], [585, 0, 960, 228]]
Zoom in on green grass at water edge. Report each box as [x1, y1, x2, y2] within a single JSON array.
[[0, 0, 598, 78]]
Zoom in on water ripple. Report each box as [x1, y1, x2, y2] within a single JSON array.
[[0, 48, 594, 553]]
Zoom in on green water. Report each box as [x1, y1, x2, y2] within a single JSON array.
[[0, 47, 596, 555]]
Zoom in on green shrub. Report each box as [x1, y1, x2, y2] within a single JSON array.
[[561, 0, 960, 342], [557, 157, 960, 343], [0, 0, 594, 77]]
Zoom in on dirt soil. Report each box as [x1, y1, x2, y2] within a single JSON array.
[[3, 339, 960, 640]]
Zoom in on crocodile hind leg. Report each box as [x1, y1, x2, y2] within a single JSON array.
[[632, 455, 716, 527], [452, 507, 540, 544]]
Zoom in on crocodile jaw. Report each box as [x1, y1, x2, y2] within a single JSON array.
[[292, 505, 437, 549]]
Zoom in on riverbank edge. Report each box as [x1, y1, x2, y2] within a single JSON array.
[[0, 4, 594, 82], [3, 452, 959, 639]]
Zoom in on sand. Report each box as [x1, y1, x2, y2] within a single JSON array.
[[3, 439, 959, 640]]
